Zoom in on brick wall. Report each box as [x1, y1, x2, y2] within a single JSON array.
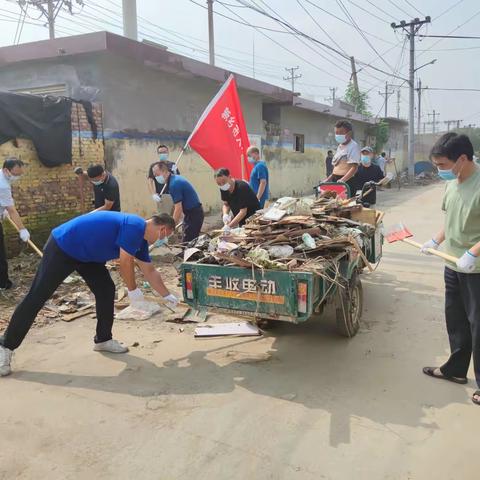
[[0, 102, 104, 257]]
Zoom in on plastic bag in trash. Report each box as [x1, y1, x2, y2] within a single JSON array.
[[116, 301, 162, 321], [267, 245, 294, 259]]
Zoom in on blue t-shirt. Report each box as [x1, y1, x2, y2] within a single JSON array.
[[168, 175, 201, 211], [249, 161, 269, 207], [52, 211, 151, 263]]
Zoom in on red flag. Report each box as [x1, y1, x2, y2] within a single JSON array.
[[187, 75, 252, 179]]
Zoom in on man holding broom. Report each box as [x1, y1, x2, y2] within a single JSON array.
[[0, 157, 31, 290], [0, 211, 179, 376], [421, 132, 480, 406]]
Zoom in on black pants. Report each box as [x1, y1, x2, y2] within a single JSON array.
[[0, 236, 115, 351], [0, 222, 10, 288], [183, 205, 204, 243], [331, 174, 357, 198], [440, 267, 480, 387]]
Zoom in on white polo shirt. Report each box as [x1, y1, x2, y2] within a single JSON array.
[[0, 170, 14, 218]]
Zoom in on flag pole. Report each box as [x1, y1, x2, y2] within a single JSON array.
[[240, 154, 245, 181]]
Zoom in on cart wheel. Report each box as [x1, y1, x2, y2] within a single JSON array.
[[256, 319, 275, 330], [335, 271, 363, 337]]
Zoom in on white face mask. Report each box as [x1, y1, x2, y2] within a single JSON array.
[[219, 183, 231, 191], [6, 174, 20, 183]]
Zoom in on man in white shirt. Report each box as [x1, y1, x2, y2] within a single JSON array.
[[324, 120, 360, 197], [0, 158, 30, 289]]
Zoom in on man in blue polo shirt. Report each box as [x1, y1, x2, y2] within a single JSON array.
[[0, 211, 178, 377], [152, 161, 204, 243], [247, 145, 269, 209]]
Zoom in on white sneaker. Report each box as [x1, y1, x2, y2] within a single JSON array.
[[0, 345, 13, 377], [93, 339, 129, 354]]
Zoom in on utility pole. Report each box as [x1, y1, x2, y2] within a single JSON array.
[[122, 0, 138, 40], [378, 82, 395, 118], [392, 16, 431, 178], [396, 89, 401, 118], [207, 0, 215, 66], [327, 87, 337, 104], [284, 66, 302, 95], [18, 0, 83, 40], [350, 56, 359, 94], [416, 78, 422, 135], [443, 120, 463, 131], [427, 110, 439, 134]]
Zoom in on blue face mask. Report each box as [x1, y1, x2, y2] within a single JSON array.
[[247, 156, 256, 164], [361, 155, 371, 165], [437, 168, 456, 181], [159, 153, 168, 161], [335, 134, 347, 144], [91, 180, 103, 186], [155, 175, 165, 184]]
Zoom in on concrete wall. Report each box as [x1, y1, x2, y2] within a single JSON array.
[[383, 121, 408, 173]]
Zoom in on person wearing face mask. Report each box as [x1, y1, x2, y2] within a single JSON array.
[[152, 161, 203, 243], [147, 145, 180, 202], [74, 164, 121, 212], [215, 167, 260, 228], [420, 133, 480, 406], [354, 146, 385, 206], [324, 120, 360, 197], [0, 157, 30, 290], [246, 145, 269, 209], [0, 211, 179, 376]]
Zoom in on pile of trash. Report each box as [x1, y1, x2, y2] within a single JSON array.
[[183, 192, 380, 273]]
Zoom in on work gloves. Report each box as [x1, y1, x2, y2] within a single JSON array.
[[457, 251, 477, 273], [163, 293, 179, 309], [420, 238, 439, 254], [19, 229, 30, 243], [152, 194, 162, 203], [222, 212, 233, 225]]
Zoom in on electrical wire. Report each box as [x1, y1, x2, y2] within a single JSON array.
[[302, 0, 399, 46], [386, 0, 415, 19], [435, 0, 466, 21], [403, 0, 424, 17]]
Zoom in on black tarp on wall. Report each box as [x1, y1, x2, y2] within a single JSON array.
[[0, 91, 97, 168]]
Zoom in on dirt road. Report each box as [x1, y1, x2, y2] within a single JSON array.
[[1, 183, 478, 480]]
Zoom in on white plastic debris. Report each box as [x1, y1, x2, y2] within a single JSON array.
[[116, 301, 162, 321], [267, 245, 294, 259]]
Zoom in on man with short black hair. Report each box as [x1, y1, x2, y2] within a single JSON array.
[[0, 157, 30, 290], [215, 168, 260, 228], [420, 132, 480, 406], [325, 119, 360, 197], [74, 164, 121, 212], [147, 145, 180, 204], [0, 211, 178, 376], [247, 145, 269, 208], [153, 161, 204, 242]]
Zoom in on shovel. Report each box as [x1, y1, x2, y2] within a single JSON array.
[[6, 216, 43, 257], [386, 223, 458, 263]]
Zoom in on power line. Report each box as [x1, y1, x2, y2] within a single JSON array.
[[403, 0, 424, 17], [386, 0, 415, 19], [435, 0, 466, 20], [418, 34, 480, 39]]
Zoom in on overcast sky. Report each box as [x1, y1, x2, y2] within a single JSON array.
[[0, 0, 479, 131]]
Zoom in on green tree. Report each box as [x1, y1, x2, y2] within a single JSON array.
[[373, 119, 390, 153], [344, 82, 371, 115]]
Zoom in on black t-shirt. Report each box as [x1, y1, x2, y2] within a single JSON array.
[[221, 180, 260, 225], [354, 164, 384, 205], [93, 172, 121, 211]]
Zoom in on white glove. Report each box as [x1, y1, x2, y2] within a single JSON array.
[[222, 225, 231, 234], [19, 229, 30, 243], [163, 293, 179, 309], [128, 288, 144, 304], [1, 210, 9, 221], [456, 251, 477, 273], [420, 238, 439, 255], [222, 213, 231, 225], [152, 194, 162, 203]]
